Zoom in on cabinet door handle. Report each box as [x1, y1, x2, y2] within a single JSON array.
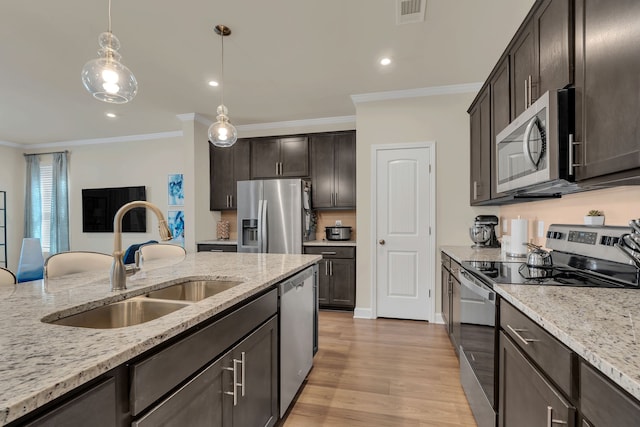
[[569, 134, 581, 176], [524, 79, 528, 110], [230, 195, 233, 207], [506, 324, 540, 346], [275, 162, 279, 176], [239, 351, 246, 397], [325, 260, 328, 276], [546, 406, 567, 426], [223, 361, 239, 406], [528, 75, 533, 106], [329, 260, 333, 276], [473, 181, 478, 200]]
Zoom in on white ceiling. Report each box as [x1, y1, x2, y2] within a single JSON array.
[[0, 0, 534, 145]]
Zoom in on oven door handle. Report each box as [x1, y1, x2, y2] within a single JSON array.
[[459, 270, 495, 303]]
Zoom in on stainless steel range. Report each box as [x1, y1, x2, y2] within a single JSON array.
[[457, 223, 640, 427], [464, 224, 640, 289]]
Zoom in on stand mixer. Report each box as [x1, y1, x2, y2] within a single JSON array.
[[469, 215, 501, 248]]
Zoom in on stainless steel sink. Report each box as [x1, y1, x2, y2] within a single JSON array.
[[145, 279, 243, 302], [49, 297, 190, 329]]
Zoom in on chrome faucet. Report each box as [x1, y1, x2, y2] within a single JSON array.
[[110, 201, 173, 291]]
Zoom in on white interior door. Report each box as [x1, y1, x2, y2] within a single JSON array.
[[375, 145, 433, 321]]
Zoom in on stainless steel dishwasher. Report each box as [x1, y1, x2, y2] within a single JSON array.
[[279, 266, 315, 417]]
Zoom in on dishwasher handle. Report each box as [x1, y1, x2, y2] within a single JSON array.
[[459, 270, 495, 303]]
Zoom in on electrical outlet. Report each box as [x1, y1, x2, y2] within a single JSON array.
[[502, 219, 508, 233], [537, 221, 545, 238], [335, 220, 342, 226]]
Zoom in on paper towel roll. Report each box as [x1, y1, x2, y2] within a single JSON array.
[[509, 218, 528, 257]]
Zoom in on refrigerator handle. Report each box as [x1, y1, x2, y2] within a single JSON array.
[[260, 199, 268, 252]]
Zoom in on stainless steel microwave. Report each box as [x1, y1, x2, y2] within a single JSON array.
[[496, 88, 576, 195]]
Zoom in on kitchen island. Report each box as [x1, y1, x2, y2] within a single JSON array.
[[0, 252, 320, 426], [442, 246, 640, 405]]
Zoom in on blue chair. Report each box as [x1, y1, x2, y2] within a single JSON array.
[[16, 238, 45, 283], [123, 240, 158, 265]]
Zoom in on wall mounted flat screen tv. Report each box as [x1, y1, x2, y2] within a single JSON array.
[[82, 186, 147, 232]]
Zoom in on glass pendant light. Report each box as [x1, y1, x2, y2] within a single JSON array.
[[81, 0, 138, 104], [208, 25, 238, 148]]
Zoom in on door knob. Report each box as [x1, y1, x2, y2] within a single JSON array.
[[379, 239, 385, 245]]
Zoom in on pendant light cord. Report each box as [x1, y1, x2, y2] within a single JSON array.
[[108, 0, 112, 33], [220, 28, 225, 107]]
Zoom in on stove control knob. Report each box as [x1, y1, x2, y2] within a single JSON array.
[[546, 231, 564, 240]]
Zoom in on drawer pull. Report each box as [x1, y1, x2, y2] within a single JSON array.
[[547, 406, 567, 426], [506, 324, 539, 346], [210, 249, 224, 252], [321, 251, 337, 255]]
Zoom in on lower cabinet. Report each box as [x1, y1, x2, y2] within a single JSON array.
[[440, 252, 460, 355], [197, 243, 238, 252], [498, 331, 575, 427], [22, 377, 119, 427], [303, 246, 355, 310], [133, 316, 278, 427], [580, 361, 640, 427]]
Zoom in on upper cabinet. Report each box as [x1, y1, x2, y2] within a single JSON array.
[[251, 136, 309, 179], [510, 0, 573, 119], [468, 0, 574, 205], [573, 0, 640, 184], [310, 131, 356, 209], [209, 139, 250, 210], [469, 87, 492, 204]]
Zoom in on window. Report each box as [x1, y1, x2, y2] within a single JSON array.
[[39, 158, 53, 253]]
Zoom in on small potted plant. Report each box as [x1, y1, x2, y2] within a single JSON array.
[[584, 210, 605, 225]]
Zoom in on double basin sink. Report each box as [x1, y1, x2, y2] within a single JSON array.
[[47, 279, 243, 329]]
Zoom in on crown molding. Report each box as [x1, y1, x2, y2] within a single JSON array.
[[176, 113, 211, 126], [0, 140, 21, 148], [351, 82, 483, 104], [22, 131, 184, 150], [237, 115, 356, 132]]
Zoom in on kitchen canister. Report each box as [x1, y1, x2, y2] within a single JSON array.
[[216, 220, 230, 240], [508, 218, 528, 257]]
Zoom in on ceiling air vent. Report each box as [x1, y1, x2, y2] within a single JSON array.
[[396, 0, 427, 24]]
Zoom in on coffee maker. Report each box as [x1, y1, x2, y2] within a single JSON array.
[[469, 215, 500, 248]]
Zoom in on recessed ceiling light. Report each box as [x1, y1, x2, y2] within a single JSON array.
[[105, 112, 117, 118], [380, 57, 392, 66], [208, 80, 219, 87]]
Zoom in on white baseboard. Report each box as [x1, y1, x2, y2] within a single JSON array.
[[433, 313, 444, 324], [353, 307, 374, 319]]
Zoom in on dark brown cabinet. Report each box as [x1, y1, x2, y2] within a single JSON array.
[[197, 243, 237, 252], [304, 246, 355, 310], [310, 131, 356, 209], [23, 378, 118, 427], [209, 140, 250, 210], [573, 0, 640, 184], [580, 362, 640, 427], [440, 252, 460, 355], [251, 136, 309, 179], [510, 0, 572, 118], [468, 0, 573, 204], [498, 331, 575, 427], [469, 86, 492, 204]]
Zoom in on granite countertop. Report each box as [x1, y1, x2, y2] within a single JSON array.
[[304, 239, 356, 247], [197, 239, 238, 245], [0, 252, 320, 425], [441, 245, 640, 402]]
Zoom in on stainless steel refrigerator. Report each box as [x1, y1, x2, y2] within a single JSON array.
[[237, 179, 312, 254]]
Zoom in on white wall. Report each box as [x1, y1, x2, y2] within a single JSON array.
[[0, 144, 25, 271], [354, 93, 499, 316]]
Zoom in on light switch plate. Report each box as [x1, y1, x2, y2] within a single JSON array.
[[537, 221, 545, 238], [335, 220, 342, 226]]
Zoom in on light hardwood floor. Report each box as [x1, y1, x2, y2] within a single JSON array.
[[282, 311, 477, 427]]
